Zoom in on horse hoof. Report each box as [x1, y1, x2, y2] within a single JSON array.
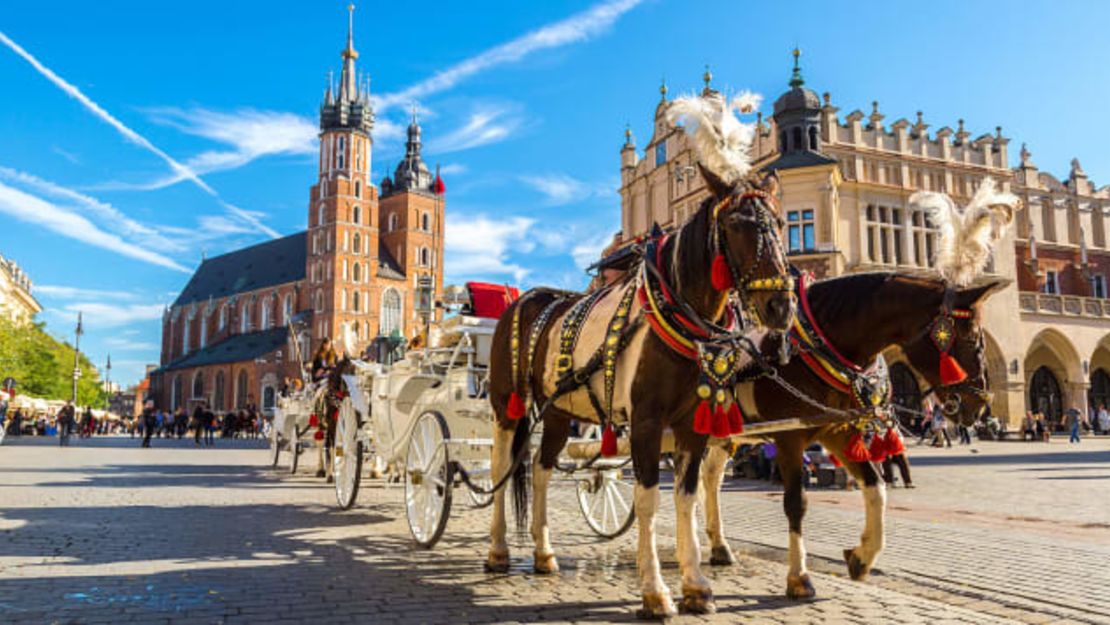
[[533, 552, 559, 574], [785, 573, 817, 600], [709, 544, 736, 566], [843, 548, 869, 581], [636, 592, 677, 620], [315, 469, 326, 478], [678, 587, 716, 614], [484, 551, 510, 574]]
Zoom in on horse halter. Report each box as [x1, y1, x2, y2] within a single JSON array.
[[915, 288, 990, 415], [710, 189, 794, 325]]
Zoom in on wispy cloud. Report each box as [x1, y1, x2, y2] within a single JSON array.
[[49, 301, 166, 329], [571, 231, 616, 270], [375, 0, 646, 112], [51, 146, 81, 165], [445, 214, 535, 282], [438, 163, 467, 176], [0, 182, 189, 272], [0, 30, 277, 238], [36, 285, 137, 300], [430, 104, 524, 154], [101, 107, 317, 191], [102, 336, 160, 351], [519, 173, 616, 206]]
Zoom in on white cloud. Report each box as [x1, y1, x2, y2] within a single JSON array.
[[374, 0, 646, 112], [51, 146, 81, 165], [438, 163, 467, 176], [35, 285, 137, 300], [571, 231, 616, 271], [0, 182, 190, 272], [0, 30, 277, 238], [53, 302, 166, 328], [445, 214, 535, 283], [431, 105, 523, 154], [102, 337, 160, 351], [519, 173, 618, 206]]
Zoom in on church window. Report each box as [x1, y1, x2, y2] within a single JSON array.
[[654, 141, 667, 167], [182, 317, 191, 354], [422, 212, 430, 231], [421, 247, 430, 267], [214, 371, 225, 411], [808, 126, 818, 150], [236, 369, 248, 409], [341, 290, 348, 311], [192, 371, 204, 401], [792, 127, 803, 153], [343, 232, 349, 251], [342, 260, 348, 281], [315, 290, 324, 312], [171, 376, 182, 411], [353, 262, 361, 282], [240, 303, 251, 333], [786, 210, 815, 252], [261, 297, 272, 329], [381, 288, 402, 336], [352, 290, 361, 312], [388, 213, 398, 232], [200, 314, 207, 348], [318, 203, 325, 227], [282, 294, 293, 326], [337, 136, 346, 170], [353, 204, 361, 224], [355, 181, 362, 199], [219, 304, 228, 330], [353, 233, 361, 255]]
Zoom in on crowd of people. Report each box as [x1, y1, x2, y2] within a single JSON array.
[[134, 400, 267, 448]]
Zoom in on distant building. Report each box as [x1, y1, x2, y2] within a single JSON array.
[[0, 253, 41, 324], [149, 8, 445, 415], [618, 52, 1110, 428]]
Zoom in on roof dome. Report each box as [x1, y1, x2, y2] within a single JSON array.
[[773, 49, 820, 114]]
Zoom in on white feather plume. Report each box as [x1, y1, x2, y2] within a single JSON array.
[[665, 90, 761, 184], [910, 177, 1020, 286]]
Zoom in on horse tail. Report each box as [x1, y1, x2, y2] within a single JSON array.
[[510, 413, 531, 533]]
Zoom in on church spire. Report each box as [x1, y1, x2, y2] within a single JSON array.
[[339, 4, 359, 102]]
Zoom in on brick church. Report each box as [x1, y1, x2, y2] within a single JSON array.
[[150, 9, 445, 414]]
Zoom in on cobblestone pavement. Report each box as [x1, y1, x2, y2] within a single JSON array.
[[0, 435, 1107, 624]]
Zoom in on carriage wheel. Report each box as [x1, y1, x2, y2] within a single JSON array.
[[404, 411, 452, 549], [577, 467, 636, 539], [333, 394, 363, 510], [269, 423, 283, 468], [290, 436, 300, 475]]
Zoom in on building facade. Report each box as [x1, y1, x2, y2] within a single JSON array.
[[618, 54, 1110, 428], [150, 10, 445, 414], [0, 253, 41, 324]]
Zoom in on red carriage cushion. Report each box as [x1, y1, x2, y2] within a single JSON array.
[[467, 282, 520, 319]]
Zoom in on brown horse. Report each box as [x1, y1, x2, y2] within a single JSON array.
[[485, 169, 794, 617], [699, 271, 1004, 600]]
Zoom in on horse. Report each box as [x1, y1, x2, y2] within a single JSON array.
[[485, 162, 795, 617], [691, 271, 1004, 601]]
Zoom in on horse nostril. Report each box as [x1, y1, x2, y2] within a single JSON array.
[[766, 297, 793, 326]]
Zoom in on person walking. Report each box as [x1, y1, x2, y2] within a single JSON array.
[[931, 403, 952, 448], [1099, 404, 1110, 436], [1066, 406, 1083, 443], [11, 407, 22, 436], [204, 408, 216, 447], [57, 402, 75, 447], [192, 404, 205, 446], [140, 400, 157, 448]]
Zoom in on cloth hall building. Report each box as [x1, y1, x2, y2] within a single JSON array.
[[617, 55, 1110, 429], [150, 14, 445, 414]]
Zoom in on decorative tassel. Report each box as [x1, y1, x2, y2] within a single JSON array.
[[601, 423, 618, 457], [313, 429, 325, 441], [309, 414, 319, 428], [727, 401, 744, 434], [938, 352, 967, 385], [693, 399, 712, 435], [885, 428, 906, 456], [843, 431, 871, 463], [711, 253, 732, 291], [829, 453, 842, 468], [507, 391, 526, 421], [711, 403, 730, 438], [868, 434, 888, 463]]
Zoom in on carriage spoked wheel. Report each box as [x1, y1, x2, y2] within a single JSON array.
[[576, 467, 636, 539], [290, 431, 302, 475], [333, 393, 363, 510], [269, 424, 283, 468], [404, 411, 452, 549]]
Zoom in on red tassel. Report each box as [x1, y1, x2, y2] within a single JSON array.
[[506, 391, 526, 421], [313, 429, 325, 441], [711, 253, 731, 291], [693, 400, 712, 435], [309, 414, 319, 428], [938, 352, 967, 385], [885, 428, 906, 456], [600, 424, 618, 457], [829, 453, 843, 468], [711, 403, 730, 438], [843, 432, 871, 463], [869, 434, 888, 463], [727, 401, 744, 434]]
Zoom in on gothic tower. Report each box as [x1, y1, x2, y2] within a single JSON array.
[[307, 4, 376, 352]]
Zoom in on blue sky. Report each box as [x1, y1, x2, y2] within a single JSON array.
[[2, 0, 1109, 386]]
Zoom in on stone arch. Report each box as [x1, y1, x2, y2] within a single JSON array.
[[1024, 328, 1084, 429], [982, 330, 1010, 421]]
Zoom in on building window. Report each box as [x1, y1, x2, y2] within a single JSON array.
[[911, 209, 937, 267], [315, 290, 324, 312], [240, 303, 251, 333], [171, 375, 182, 411], [787, 210, 815, 252], [1092, 274, 1106, 299], [282, 294, 292, 326], [219, 304, 227, 330], [182, 318, 191, 355], [236, 370, 248, 409], [262, 386, 276, 413], [317, 203, 325, 227], [866, 204, 905, 265], [352, 290, 361, 313], [381, 288, 402, 336], [337, 135, 346, 170], [792, 127, 803, 153], [341, 290, 348, 311], [1043, 270, 1059, 294], [353, 233, 361, 256], [422, 212, 430, 231], [352, 262, 361, 282], [654, 141, 667, 167], [260, 297, 272, 329], [192, 371, 204, 401], [808, 126, 818, 150], [214, 371, 225, 411], [353, 204, 361, 224], [200, 314, 208, 348], [779, 130, 788, 152], [421, 247, 431, 267]]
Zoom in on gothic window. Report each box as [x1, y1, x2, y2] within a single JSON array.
[[214, 371, 226, 411], [315, 290, 324, 312], [260, 297, 272, 329], [352, 262, 361, 282], [381, 288, 402, 336], [388, 213, 398, 232], [421, 247, 430, 266], [1042, 270, 1059, 294], [219, 304, 227, 330], [200, 314, 208, 348], [317, 203, 325, 227], [192, 371, 204, 401], [342, 260, 348, 281], [786, 210, 815, 252], [182, 318, 191, 355], [353, 204, 361, 224], [240, 302, 251, 333], [337, 135, 346, 170], [236, 369, 248, 409], [808, 126, 818, 150], [422, 212, 430, 231], [352, 290, 361, 312], [171, 376, 182, 411], [282, 294, 292, 326], [353, 233, 361, 255], [341, 290, 348, 311]]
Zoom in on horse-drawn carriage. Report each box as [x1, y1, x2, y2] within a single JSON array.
[[270, 282, 637, 548]]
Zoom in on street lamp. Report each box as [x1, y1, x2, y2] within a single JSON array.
[[71, 312, 83, 405]]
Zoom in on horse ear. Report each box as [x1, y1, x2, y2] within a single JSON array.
[[760, 170, 781, 203], [956, 278, 1008, 308], [697, 163, 733, 199]]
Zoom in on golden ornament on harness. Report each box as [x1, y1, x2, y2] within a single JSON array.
[[713, 355, 729, 376], [715, 389, 726, 404], [697, 385, 712, 399]]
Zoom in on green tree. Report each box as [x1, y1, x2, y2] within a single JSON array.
[[0, 317, 107, 408]]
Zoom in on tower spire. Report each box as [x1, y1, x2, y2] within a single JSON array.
[[789, 47, 804, 88], [339, 4, 359, 102]]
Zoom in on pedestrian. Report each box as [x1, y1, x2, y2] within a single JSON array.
[[931, 403, 952, 448], [1021, 411, 1035, 441], [1099, 404, 1110, 436], [881, 429, 914, 488], [192, 403, 205, 446], [57, 402, 75, 447], [1066, 406, 1083, 443], [11, 407, 22, 436], [141, 400, 157, 448]]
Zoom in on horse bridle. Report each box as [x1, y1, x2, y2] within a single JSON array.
[[711, 189, 794, 326], [909, 288, 991, 416]]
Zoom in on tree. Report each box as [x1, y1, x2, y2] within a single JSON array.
[[0, 317, 107, 408]]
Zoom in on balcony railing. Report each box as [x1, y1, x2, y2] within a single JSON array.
[[1019, 292, 1110, 318]]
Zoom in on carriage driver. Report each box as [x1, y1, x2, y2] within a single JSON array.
[[311, 338, 338, 381]]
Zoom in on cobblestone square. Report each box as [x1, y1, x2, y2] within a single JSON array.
[[0, 436, 1107, 624]]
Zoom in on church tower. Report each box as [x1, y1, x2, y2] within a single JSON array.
[[307, 4, 377, 352]]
